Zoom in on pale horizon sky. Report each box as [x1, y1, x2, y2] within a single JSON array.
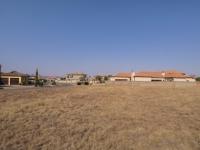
[[1, 0, 200, 76]]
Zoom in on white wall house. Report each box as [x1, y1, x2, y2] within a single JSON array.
[[132, 71, 165, 82], [111, 70, 196, 82], [1, 71, 29, 86], [65, 73, 87, 84]]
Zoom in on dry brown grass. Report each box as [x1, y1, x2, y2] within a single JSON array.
[[0, 83, 200, 150]]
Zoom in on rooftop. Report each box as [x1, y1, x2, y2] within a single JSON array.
[[1, 71, 29, 77], [114, 70, 193, 78]]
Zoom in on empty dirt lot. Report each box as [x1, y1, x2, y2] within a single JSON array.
[[0, 83, 200, 150]]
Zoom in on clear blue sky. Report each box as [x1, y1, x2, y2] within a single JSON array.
[[0, 0, 200, 76]]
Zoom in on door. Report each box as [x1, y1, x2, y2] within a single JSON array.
[[10, 78, 19, 85]]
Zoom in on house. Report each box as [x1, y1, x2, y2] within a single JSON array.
[[133, 72, 165, 82], [161, 70, 195, 82], [110, 72, 132, 81], [37, 76, 59, 85], [111, 70, 195, 82], [0, 71, 29, 86], [135, 70, 196, 82], [164, 70, 186, 82], [65, 73, 87, 84]]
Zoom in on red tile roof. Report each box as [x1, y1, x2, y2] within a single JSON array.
[[135, 72, 164, 78], [115, 70, 193, 79], [164, 70, 186, 78]]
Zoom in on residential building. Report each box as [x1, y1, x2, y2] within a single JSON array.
[[111, 70, 196, 82], [0, 71, 29, 86], [65, 73, 87, 84], [110, 72, 132, 81], [132, 72, 165, 82]]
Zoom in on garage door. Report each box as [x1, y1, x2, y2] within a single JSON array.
[[10, 78, 19, 85]]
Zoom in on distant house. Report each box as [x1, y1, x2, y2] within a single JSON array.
[[110, 72, 132, 81], [41, 76, 59, 82], [163, 70, 195, 82], [27, 74, 58, 86], [111, 70, 196, 82], [65, 73, 87, 84], [0, 71, 29, 86]]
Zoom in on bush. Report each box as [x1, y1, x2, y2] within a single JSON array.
[[39, 81, 44, 87], [52, 81, 56, 85], [85, 82, 89, 85], [77, 82, 82, 85], [104, 76, 109, 81], [196, 77, 200, 81]]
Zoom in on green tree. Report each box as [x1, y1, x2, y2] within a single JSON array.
[[35, 68, 39, 87], [95, 76, 102, 82], [104, 76, 109, 81]]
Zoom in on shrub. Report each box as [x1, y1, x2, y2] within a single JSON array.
[[85, 82, 89, 85], [196, 77, 200, 81], [52, 81, 56, 85], [38, 80, 44, 87], [77, 82, 82, 85]]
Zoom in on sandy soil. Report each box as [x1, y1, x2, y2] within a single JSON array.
[[0, 84, 200, 150]]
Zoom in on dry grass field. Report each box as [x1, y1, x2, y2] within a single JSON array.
[[0, 83, 200, 150]]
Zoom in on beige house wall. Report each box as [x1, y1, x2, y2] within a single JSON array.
[[186, 78, 196, 82], [173, 78, 187, 82], [66, 79, 80, 84], [55, 80, 67, 84], [134, 77, 152, 82], [65, 74, 87, 84], [110, 77, 115, 81]]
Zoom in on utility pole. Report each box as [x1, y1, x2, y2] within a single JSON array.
[[35, 68, 39, 87]]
